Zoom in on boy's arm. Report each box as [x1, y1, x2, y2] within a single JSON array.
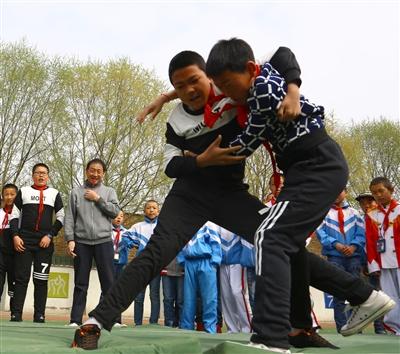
[[265, 47, 302, 121], [137, 91, 178, 123], [164, 125, 244, 178], [9, 190, 22, 236], [350, 213, 366, 250], [230, 64, 286, 157], [49, 192, 64, 237], [315, 220, 339, 251]]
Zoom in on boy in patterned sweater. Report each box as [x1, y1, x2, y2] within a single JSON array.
[[206, 37, 395, 352]]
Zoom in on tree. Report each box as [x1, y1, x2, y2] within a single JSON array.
[[0, 41, 63, 185], [47, 58, 172, 212]]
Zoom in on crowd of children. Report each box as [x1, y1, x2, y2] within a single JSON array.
[[0, 37, 398, 354]]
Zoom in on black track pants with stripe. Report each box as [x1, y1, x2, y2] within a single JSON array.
[[251, 137, 350, 349], [13, 243, 53, 318]]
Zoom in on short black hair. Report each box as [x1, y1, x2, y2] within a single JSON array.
[[2, 183, 18, 195], [206, 38, 255, 78], [32, 163, 49, 175], [168, 51, 206, 83], [86, 158, 107, 172], [144, 199, 159, 209], [370, 176, 394, 192]]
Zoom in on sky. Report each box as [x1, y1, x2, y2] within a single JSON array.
[[1, 0, 399, 124]]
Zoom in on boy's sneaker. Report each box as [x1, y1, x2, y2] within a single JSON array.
[[289, 329, 339, 349], [67, 322, 80, 327], [10, 314, 22, 322], [113, 323, 127, 328], [340, 290, 396, 337], [71, 324, 101, 350], [33, 315, 45, 323], [247, 342, 291, 353]]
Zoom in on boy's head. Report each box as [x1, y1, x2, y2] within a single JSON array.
[[144, 199, 159, 220], [206, 38, 257, 104], [369, 177, 394, 207], [86, 158, 107, 186], [1, 183, 18, 208], [334, 189, 347, 206], [32, 163, 50, 187], [168, 51, 211, 111], [355, 192, 377, 214], [113, 211, 124, 227]]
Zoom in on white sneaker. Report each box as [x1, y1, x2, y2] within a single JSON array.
[[66, 322, 79, 327], [113, 323, 127, 328], [248, 342, 291, 353], [340, 290, 396, 337]]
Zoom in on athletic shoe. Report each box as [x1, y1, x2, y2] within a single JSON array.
[[10, 314, 22, 322], [113, 323, 127, 328], [67, 322, 80, 327], [289, 329, 339, 349], [33, 315, 45, 323], [340, 290, 396, 337], [71, 324, 101, 350], [247, 342, 291, 353]]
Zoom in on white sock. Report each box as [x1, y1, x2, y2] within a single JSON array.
[[83, 317, 103, 330]]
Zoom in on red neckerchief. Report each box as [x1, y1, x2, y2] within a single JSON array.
[[32, 184, 47, 231], [332, 205, 345, 236], [1, 206, 12, 232], [113, 227, 121, 252], [378, 199, 398, 232], [270, 196, 277, 205]]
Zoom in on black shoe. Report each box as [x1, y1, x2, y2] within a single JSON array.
[[10, 314, 22, 322], [71, 324, 101, 350], [33, 315, 45, 323], [289, 329, 339, 349]]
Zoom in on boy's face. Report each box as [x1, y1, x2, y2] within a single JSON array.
[[171, 65, 211, 111], [370, 183, 393, 207], [211, 62, 257, 105], [113, 211, 124, 226], [334, 190, 347, 205], [144, 202, 159, 220], [358, 197, 377, 214], [86, 163, 104, 186], [2, 188, 17, 207], [32, 166, 49, 187]]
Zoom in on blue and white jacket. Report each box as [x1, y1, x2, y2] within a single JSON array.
[[230, 62, 325, 157], [127, 216, 158, 255], [112, 225, 136, 265], [316, 202, 365, 257], [177, 221, 222, 266]]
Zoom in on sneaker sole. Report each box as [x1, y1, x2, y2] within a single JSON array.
[[341, 299, 396, 337]]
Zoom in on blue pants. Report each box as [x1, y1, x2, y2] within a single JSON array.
[[134, 275, 160, 325], [181, 258, 217, 333], [327, 256, 362, 333], [162, 275, 183, 327]]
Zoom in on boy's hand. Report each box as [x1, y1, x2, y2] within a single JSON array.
[[196, 135, 246, 167], [67, 241, 77, 257], [342, 245, 357, 257], [334, 242, 346, 253], [137, 95, 167, 123], [13, 235, 25, 252], [39, 235, 52, 248], [277, 83, 301, 121]]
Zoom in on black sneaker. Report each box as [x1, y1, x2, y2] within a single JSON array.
[[34, 315, 45, 323], [10, 314, 22, 322], [71, 324, 101, 350], [289, 329, 339, 349]]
